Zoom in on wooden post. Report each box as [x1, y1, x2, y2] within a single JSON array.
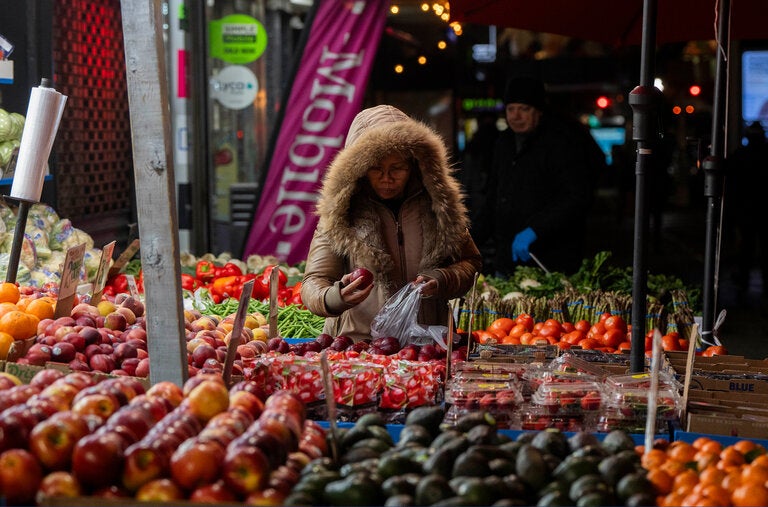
[[120, 0, 188, 387]]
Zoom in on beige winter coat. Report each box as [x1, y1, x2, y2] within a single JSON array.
[[301, 105, 482, 341]]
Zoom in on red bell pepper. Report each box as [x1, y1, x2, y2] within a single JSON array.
[[195, 260, 216, 283], [221, 262, 243, 277], [258, 266, 287, 299], [181, 273, 200, 291]]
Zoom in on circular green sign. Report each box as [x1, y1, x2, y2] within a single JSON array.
[[209, 14, 268, 64]]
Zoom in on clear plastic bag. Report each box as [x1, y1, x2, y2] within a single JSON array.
[[368, 282, 427, 347]]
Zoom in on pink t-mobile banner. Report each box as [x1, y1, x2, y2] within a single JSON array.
[[243, 0, 390, 265]]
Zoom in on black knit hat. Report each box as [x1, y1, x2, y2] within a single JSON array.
[[503, 76, 547, 109]]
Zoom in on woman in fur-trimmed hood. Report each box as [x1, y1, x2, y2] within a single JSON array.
[[301, 105, 482, 342]]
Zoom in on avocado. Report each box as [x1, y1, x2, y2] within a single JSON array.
[[489, 457, 517, 476], [415, 474, 454, 506], [340, 424, 376, 450], [356, 411, 388, 429], [368, 424, 396, 447], [568, 473, 611, 502], [531, 429, 570, 459], [598, 452, 640, 487], [515, 444, 549, 491], [577, 491, 614, 507], [536, 490, 571, 506], [282, 491, 315, 506], [492, 499, 530, 507], [465, 423, 501, 446], [398, 424, 433, 448], [615, 472, 654, 504], [422, 445, 455, 477], [571, 445, 608, 460], [385, 494, 415, 506], [323, 474, 383, 506], [405, 405, 445, 437], [430, 429, 463, 450], [381, 473, 422, 498], [552, 455, 600, 484], [465, 444, 513, 462], [291, 470, 342, 500], [499, 440, 524, 461], [453, 411, 496, 432], [352, 436, 394, 454], [601, 430, 636, 455], [453, 476, 496, 505], [339, 457, 379, 477], [340, 446, 382, 465], [516, 432, 536, 444], [568, 431, 602, 452], [378, 452, 423, 480], [502, 473, 532, 502], [625, 491, 657, 506], [452, 450, 492, 477], [300, 456, 338, 477]]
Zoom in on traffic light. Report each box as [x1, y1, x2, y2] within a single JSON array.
[[689, 85, 701, 97], [596, 96, 611, 109]]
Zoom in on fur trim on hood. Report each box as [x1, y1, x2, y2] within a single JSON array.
[[315, 105, 470, 274]]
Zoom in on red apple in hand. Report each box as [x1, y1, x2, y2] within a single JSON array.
[[350, 267, 373, 289]]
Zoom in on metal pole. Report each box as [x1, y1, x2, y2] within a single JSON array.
[[5, 200, 30, 284], [629, 0, 658, 373], [701, 0, 730, 345]]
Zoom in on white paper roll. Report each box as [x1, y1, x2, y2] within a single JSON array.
[[10, 83, 67, 202]]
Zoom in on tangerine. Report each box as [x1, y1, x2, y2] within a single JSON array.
[[0, 283, 20, 304], [0, 331, 13, 360], [732, 483, 768, 507], [0, 310, 39, 341], [24, 298, 55, 321]]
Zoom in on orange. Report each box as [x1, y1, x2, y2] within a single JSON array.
[[719, 447, 746, 469], [741, 463, 768, 486], [0, 302, 19, 318], [487, 317, 515, 335], [697, 483, 732, 506], [698, 465, 726, 486], [24, 298, 55, 321], [668, 441, 698, 463], [642, 448, 668, 469], [0, 331, 13, 360], [751, 454, 768, 468], [0, 310, 40, 341], [732, 483, 768, 507], [0, 282, 20, 304], [692, 436, 717, 450], [672, 469, 700, 496], [699, 439, 723, 455], [647, 467, 674, 495]]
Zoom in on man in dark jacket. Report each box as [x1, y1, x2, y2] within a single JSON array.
[[472, 76, 600, 275]]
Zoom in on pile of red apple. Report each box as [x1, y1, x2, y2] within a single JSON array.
[[0, 368, 326, 505]]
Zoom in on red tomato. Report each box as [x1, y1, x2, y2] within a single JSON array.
[[560, 321, 575, 333], [562, 330, 585, 345], [587, 322, 606, 340], [574, 320, 591, 333], [538, 325, 562, 339], [661, 334, 682, 351], [702, 345, 728, 357], [598, 312, 612, 323], [515, 313, 534, 331], [578, 338, 600, 350], [508, 324, 528, 340], [602, 328, 626, 349], [604, 315, 628, 333]]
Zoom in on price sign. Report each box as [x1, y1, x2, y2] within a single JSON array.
[[90, 241, 116, 305], [53, 243, 86, 318]]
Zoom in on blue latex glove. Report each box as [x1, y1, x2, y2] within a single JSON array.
[[511, 227, 537, 262]]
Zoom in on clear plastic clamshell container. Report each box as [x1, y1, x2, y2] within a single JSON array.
[[529, 380, 604, 415], [443, 377, 524, 429]]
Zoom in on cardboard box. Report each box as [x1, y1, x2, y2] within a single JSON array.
[[3, 361, 45, 384], [687, 411, 768, 439]]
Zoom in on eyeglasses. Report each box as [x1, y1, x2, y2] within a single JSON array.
[[367, 164, 411, 180]]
